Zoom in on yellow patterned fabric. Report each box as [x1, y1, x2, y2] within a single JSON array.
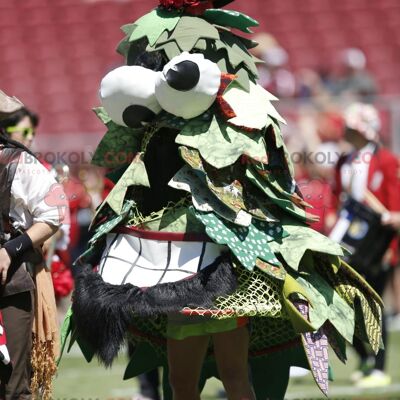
[[317, 259, 382, 354]]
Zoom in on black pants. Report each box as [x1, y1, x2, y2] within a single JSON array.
[[0, 291, 34, 400], [353, 266, 390, 371], [138, 370, 161, 400]]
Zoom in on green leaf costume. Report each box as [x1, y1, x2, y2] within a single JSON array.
[[64, 1, 383, 398]]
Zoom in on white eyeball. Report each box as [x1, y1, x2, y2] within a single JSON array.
[[155, 52, 221, 119], [99, 65, 162, 128]]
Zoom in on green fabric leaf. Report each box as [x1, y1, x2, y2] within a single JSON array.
[[124, 341, 165, 379], [58, 306, 73, 365], [219, 31, 258, 76], [194, 209, 288, 269], [215, 37, 255, 73], [129, 8, 181, 47], [203, 9, 259, 33], [103, 154, 149, 214], [92, 108, 144, 168], [154, 110, 187, 130], [89, 200, 135, 245], [240, 36, 259, 50], [179, 146, 279, 222], [234, 67, 251, 92], [170, 165, 253, 226], [116, 24, 136, 57], [176, 115, 267, 169], [268, 220, 344, 271], [151, 40, 182, 60], [296, 272, 355, 343], [223, 81, 285, 130], [246, 165, 309, 222], [216, 57, 229, 74], [282, 275, 316, 333], [194, 38, 207, 51], [139, 202, 205, 233], [270, 120, 295, 178], [116, 37, 131, 58], [76, 335, 95, 363], [157, 16, 219, 52], [121, 23, 136, 36]]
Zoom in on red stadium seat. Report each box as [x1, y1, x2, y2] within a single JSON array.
[[0, 0, 399, 135]]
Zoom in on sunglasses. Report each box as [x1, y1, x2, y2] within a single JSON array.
[[6, 126, 35, 138]]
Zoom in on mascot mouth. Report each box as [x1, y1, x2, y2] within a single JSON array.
[[140, 127, 186, 215]]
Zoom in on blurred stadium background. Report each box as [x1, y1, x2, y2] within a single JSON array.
[[0, 0, 399, 152], [1, 0, 400, 398]]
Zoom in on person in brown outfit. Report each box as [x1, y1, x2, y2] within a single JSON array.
[[0, 90, 64, 399]]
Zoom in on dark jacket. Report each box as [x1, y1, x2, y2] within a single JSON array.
[[0, 146, 35, 297]]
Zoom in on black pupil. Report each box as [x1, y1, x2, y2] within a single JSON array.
[[122, 105, 156, 128], [165, 60, 200, 92]]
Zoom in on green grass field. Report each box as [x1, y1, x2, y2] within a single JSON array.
[[53, 331, 400, 400]]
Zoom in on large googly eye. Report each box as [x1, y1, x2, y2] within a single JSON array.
[[155, 52, 221, 119], [99, 66, 162, 128]]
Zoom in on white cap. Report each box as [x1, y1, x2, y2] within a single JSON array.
[[344, 103, 381, 141]]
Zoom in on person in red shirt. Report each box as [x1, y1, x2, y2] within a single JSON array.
[[333, 103, 400, 387]]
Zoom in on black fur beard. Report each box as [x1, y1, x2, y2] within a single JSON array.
[[72, 256, 237, 366]]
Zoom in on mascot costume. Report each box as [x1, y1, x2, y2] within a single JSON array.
[[62, 1, 384, 398]]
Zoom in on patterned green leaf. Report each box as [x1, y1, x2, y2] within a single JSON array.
[[179, 146, 279, 222], [194, 209, 288, 269], [89, 200, 135, 245], [296, 272, 355, 343], [176, 116, 267, 169], [170, 165, 252, 226], [246, 165, 309, 222], [91, 108, 144, 168], [103, 154, 149, 214]]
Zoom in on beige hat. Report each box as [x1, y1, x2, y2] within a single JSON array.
[[344, 103, 381, 141], [250, 33, 279, 59], [0, 90, 23, 120]]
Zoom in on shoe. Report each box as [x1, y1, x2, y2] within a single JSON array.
[[350, 369, 364, 383], [388, 313, 400, 332], [350, 357, 374, 383], [356, 370, 391, 388], [290, 366, 309, 378]]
